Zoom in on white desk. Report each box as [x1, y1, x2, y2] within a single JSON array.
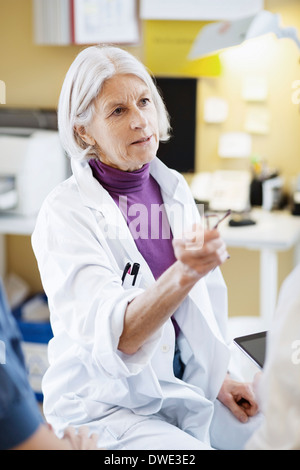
[[219, 209, 300, 329]]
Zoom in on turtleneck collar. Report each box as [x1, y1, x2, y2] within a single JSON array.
[[89, 158, 151, 194]]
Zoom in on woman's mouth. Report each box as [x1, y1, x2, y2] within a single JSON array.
[[131, 135, 152, 145]]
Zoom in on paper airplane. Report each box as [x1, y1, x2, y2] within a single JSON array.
[[189, 10, 300, 59]]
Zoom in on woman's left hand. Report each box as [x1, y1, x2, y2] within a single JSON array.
[[217, 375, 259, 423]]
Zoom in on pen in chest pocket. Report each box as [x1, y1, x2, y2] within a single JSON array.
[[121, 262, 131, 284], [131, 263, 140, 286], [121, 262, 140, 286]]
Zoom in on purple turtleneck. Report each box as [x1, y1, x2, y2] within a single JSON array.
[[89, 158, 177, 281]]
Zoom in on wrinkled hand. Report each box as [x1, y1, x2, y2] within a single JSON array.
[[173, 224, 229, 280], [62, 426, 100, 450], [218, 375, 259, 423]]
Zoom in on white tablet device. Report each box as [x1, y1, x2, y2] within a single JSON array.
[[234, 331, 268, 369]]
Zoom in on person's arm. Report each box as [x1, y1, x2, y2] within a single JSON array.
[[12, 424, 99, 450], [118, 227, 228, 355]]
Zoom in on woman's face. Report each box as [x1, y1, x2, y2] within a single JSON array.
[[84, 74, 160, 172]]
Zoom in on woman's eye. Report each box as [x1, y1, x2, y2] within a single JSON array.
[[112, 107, 124, 116], [140, 98, 150, 106]]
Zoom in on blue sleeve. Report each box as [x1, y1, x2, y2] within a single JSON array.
[[0, 279, 44, 449], [0, 384, 43, 450]]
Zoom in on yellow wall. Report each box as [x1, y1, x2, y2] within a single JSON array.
[[1, 0, 300, 316], [197, 0, 300, 182], [196, 0, 300, 316]]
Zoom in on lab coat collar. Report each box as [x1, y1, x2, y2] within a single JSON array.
[[71, 157, 182, 218], [71, 158, 114, 215], [149, 158, 181, 201]]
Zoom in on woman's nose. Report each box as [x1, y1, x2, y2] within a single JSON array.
[[130, 108, 147, 129]]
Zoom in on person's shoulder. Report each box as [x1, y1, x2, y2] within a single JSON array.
[[33, 176, 83, 236], [38, 175, 82, 217], [44, 175, 79, 204]]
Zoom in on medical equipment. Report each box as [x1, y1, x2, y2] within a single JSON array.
[[0, 127, 67, 215], [190, 171, 251, 213]]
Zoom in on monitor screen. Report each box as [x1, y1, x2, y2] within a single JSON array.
[[155, 77, 197, 173]]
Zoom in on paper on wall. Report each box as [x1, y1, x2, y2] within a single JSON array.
[[73, 0, 139, 44], [204, 97, 229, 123], [242, 76, 268, 102], [244, 107, 271, 135], [218, 132, 252, 159], [189, 10, 300, 59]]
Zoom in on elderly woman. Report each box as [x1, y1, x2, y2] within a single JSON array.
[[32, 45, 260, 450]]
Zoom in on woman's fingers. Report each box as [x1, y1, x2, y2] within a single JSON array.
[[173, 227, 229, 278]]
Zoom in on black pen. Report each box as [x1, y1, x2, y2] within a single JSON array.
[[121, 262, 131, 284], [131, 263, 140, 286]]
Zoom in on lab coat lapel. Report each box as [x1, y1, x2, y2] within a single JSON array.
[[71, 160, 156, 285]]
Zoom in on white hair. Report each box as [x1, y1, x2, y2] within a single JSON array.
[[58, 45, 171, 161]]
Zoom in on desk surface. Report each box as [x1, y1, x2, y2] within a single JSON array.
[[0, 214, 36, 235], [219, 209, 300, 251]]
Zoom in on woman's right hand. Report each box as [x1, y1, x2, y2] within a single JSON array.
[[172, 224, 229, 282], [120, 224, 229, 356]]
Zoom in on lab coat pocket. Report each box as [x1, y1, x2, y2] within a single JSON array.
[[103, 411, 154, 442]]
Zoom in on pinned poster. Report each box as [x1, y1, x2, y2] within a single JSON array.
[[72, 0, 139, 45], [244, 106, 271, 135], [218, 132, 252, 158], [242, 76, 268, 102], [204, 97, 228, 123], [144, 20, 221, 77]]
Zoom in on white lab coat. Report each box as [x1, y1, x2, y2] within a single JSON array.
[[32, 157, 260, 450], [246, 264, 300, 450]]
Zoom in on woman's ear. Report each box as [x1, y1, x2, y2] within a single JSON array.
[[74, 125, 95, 146]]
